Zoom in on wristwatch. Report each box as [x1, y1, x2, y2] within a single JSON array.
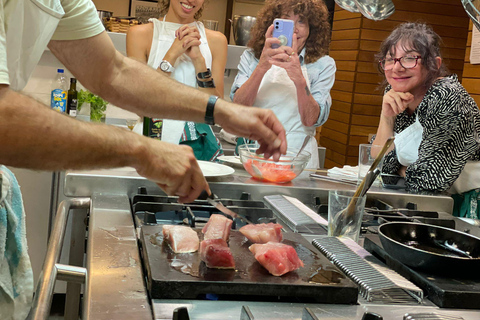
[[159, 60, 175, 73]]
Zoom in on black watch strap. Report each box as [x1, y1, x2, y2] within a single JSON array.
[[197, 68, 212, 80], [197, 78, 216, 88], [205, 95, 218, 125]]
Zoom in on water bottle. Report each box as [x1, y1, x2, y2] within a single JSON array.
[[50, 69, 68, 113]]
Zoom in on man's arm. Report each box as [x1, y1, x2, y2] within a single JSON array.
[[0, 86, 208, 202], [48, 31, 287, 159]]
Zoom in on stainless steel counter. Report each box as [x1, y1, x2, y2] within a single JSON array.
[[59, 167, 470, 320], [64, 167, 454, 214]]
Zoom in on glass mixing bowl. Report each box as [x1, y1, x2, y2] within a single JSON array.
[[238, 144, 311, 183]]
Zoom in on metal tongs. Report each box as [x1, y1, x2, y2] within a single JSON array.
[[330, 137, 394, 237], [205, 192, 254, 224]]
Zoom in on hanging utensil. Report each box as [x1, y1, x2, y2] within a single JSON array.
[[353, 0, 395, 21], [330, 137, 394, 237], [462, 0, 480, 32], [334, 0, 360, 13]]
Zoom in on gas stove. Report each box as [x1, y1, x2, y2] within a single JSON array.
[[131, 187, 276, 230], [60, 168, 480, 320]]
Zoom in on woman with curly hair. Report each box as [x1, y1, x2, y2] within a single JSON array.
[[230, 0, 335, 168], [126, 0, 226, 161]]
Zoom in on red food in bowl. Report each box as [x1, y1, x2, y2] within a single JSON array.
[[244, 159, 297, 183]]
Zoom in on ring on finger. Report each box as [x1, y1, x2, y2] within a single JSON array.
[[291, 51, 295, 56], [287, 56, 291, 62]]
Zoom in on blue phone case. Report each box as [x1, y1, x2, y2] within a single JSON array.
[[272, 19, 294, 48]]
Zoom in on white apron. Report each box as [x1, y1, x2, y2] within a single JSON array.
[[394, 116, 423, 166], [5, 0, 64, 90], [395, 117, 480, 194], [147, 17, 213, 144], [253, 65, 319, 169]]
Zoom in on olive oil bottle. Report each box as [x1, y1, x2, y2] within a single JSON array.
[[143, 117, 162, 139], [67, 78, 78, 117]]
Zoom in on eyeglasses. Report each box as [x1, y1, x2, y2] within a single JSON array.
[[379, 55, 422, 71]]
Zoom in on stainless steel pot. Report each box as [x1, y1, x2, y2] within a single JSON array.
[[231, 15, 257, 46]]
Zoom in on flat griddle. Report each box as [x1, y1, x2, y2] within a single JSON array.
[[140, 225, 358, 303]]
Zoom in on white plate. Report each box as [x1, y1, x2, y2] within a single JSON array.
[[216, 155, 244, 168], [198, 160, 235, 177]]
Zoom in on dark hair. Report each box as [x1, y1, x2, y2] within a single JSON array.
[[247, 0, 331, 64], [158, 0, 208, 20], [375, 22, 449, 90]]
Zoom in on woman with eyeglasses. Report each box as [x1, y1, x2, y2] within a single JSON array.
[[372, 22, 480, 218]]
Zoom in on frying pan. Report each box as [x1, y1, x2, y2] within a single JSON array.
[[378, 222, 480, 276]]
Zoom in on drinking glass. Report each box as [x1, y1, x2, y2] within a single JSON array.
[[358, 144, 384, 182], [328, 190, 367, 243]]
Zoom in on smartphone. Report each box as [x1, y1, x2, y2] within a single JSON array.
[[380, 173, 406, 189], [272, 18, 294, 48]]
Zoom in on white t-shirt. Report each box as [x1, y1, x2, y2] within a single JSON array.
[[0, 0, 104, 90]]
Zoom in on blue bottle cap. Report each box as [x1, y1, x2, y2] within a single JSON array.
[[57, 69, 64, 73]]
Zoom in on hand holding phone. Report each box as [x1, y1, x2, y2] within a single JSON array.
[[272, 19, 294, 49]]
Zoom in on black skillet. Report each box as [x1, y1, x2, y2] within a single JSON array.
[[378, 222, 480, 276]]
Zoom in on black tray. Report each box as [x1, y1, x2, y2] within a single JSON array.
[[364, 235, 480, 309], [140, 225, 358, 303]]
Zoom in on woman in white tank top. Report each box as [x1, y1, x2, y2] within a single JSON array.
[[126, 0, 227, 160]]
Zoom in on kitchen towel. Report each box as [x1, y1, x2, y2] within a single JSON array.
[[0, 166, 34, 320]]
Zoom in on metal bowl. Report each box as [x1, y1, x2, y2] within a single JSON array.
[[353, 0, 395, 21], [238, 144, 311, 183], [334, 0, 360, 13], [231, 15, 257, 46], [462, 0, 480, 32]]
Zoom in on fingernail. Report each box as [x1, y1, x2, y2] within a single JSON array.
[[273, 138, 281, 148]]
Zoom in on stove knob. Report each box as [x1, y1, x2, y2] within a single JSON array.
[[173, 307, 190, 320], [240, 192, 250, 200], [143, 211, 157, 225], [361, 312, 383, 320], [138, 187, 147, 195]]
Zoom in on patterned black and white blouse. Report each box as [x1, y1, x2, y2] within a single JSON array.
[[382, 74, 480, 192]]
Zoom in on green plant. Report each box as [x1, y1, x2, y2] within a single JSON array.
[[77, 89, 108, 122]]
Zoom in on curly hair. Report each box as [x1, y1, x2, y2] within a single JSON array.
[[158, 0, 209, 20], [375, 22, 449, 90], [247, 0, 331, 64]]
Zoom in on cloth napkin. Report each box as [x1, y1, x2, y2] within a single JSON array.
[[327, 165, 359, 182], [0, 166, 34, 320]]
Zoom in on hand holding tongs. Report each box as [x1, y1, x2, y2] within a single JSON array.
[[203, 191, 254, 224]]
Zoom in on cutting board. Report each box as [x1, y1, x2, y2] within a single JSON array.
[[140, 225, 358, 303]]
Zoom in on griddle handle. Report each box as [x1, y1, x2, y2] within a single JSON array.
[[173, 306, 190, 320]]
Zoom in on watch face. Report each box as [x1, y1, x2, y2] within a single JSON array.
[[160, 61, 174, 72], [160, 61, 169, 72]]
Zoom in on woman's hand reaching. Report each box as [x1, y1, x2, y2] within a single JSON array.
[[382, 89, 414, 118]]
